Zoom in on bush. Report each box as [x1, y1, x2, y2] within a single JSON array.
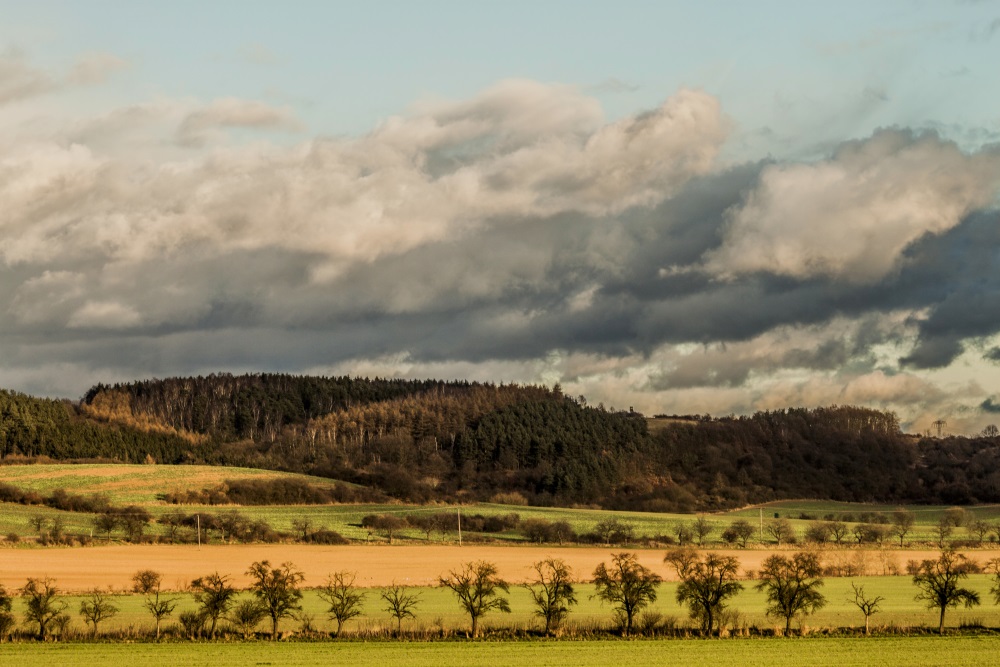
[[4, 533, 19, 544], [178, 611, 205, 639], [305, 529, 349, 545], [522, 518, 554, 543], [0, 611, 15, 640], [490, 491, 528, 506]]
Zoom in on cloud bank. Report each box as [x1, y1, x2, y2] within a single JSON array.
[[2, 60, 999, 434]]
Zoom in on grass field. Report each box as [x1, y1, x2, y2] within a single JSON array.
[[3, 463, 1000, 545], [2, 575, 1000, 635], [4, 636, 1000, 667], [0, 464, 345, 504]]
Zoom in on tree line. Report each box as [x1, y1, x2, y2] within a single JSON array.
[[7, 374, 1000, 509], [0, 548, 994, 642]]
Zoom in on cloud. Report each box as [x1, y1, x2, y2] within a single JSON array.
[[3, 79, 1000, 435], [647, 321, 860, 391], [0, 49, 53, 104], [67, 301, 143, 329], [982, 397, 1000, 414], [175, 97, 303, 146], [703, 129, 1000, 283], [0, 49, 127, 106], [66, 52, 127, 85]]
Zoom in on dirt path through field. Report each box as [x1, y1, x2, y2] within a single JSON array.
[[2, 544, 994, 592]]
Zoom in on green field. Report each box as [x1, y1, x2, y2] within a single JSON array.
[[2, 576, 999, 637], [3, 463, 1000, 545], [4, 636, 1000, 667], [0, 464, 347, 504]]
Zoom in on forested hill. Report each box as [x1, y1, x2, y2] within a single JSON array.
[[3, 374, 1000, 510]]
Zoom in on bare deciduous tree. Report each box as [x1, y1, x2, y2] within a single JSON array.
[[191, 572, 237, 639], [891, 509, 915, 547], [524, 558, 577, 635], [132, 570, 177, 640], [78, 589, 119, 638], [246, 560, 305, 639], [665, 549, 742, 635], [721, 519, 755, 548], [592, 552, 661, 635], [934, 518, 954, 548], [968, 519, 991, 546], [913, 549, 980, 634], [318, 571, 366, 637], [849, 582, 884, 635], [828, 521, 849, 545], [440, 560, 511, 637], [21, 577, 68, 641], [755, 552, 826, 634], [692, 516, 714, 546], [765, 518, 796, 545], [381, 583, 421, 634]]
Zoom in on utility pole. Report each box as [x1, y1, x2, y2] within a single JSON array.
[[457, 507, 462, 546], [197, 514, 201, 550], [759, 508, 763, 543]]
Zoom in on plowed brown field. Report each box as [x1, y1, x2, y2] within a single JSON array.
[[0, 544, 988, 592]]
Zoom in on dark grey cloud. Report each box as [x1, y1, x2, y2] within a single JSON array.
[[4, 80, 1000, 432]]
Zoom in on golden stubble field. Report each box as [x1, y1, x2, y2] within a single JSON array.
[[1, 544, 993, 592]]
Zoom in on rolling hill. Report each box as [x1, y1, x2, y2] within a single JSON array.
[[3, 374, 1000, 510]]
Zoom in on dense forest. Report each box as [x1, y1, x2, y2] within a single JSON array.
[[3, 374, 1000, 510]]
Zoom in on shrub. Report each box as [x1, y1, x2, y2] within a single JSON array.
[[305, 529, 349, 545], [490, 491, 528, 505], [178, 610, 205, 639]]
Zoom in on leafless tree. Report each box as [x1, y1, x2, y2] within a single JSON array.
[[381, 583, 421, 634], [440, 560, 510, 637], [592, 552, 661, 635], [524, 558, 577, 635], [318, 571, 366, 636], [849, 582, 884, 634], [132, 570, 177, 640], [912, 549, 980, 633], [78, 589, 119, 638]]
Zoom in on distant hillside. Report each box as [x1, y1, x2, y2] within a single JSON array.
[[77, 375, 650, 505], [0, 388, 206, 463], [3, 375, 1000, 509]]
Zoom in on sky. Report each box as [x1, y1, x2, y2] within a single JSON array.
[[2, 1, 1000, 434]]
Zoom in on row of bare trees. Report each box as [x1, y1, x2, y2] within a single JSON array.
[[442, 548, 1000, 637], [713, 508, 996, 549], [0, 549, 996, 641]]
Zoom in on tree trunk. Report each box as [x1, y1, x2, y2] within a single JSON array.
[[785, 616, 792, 635], [865, 615, 870, 635], [939, 608, 946, 634], [471, 614, 479, 638], [271, 614, 278, 640]]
